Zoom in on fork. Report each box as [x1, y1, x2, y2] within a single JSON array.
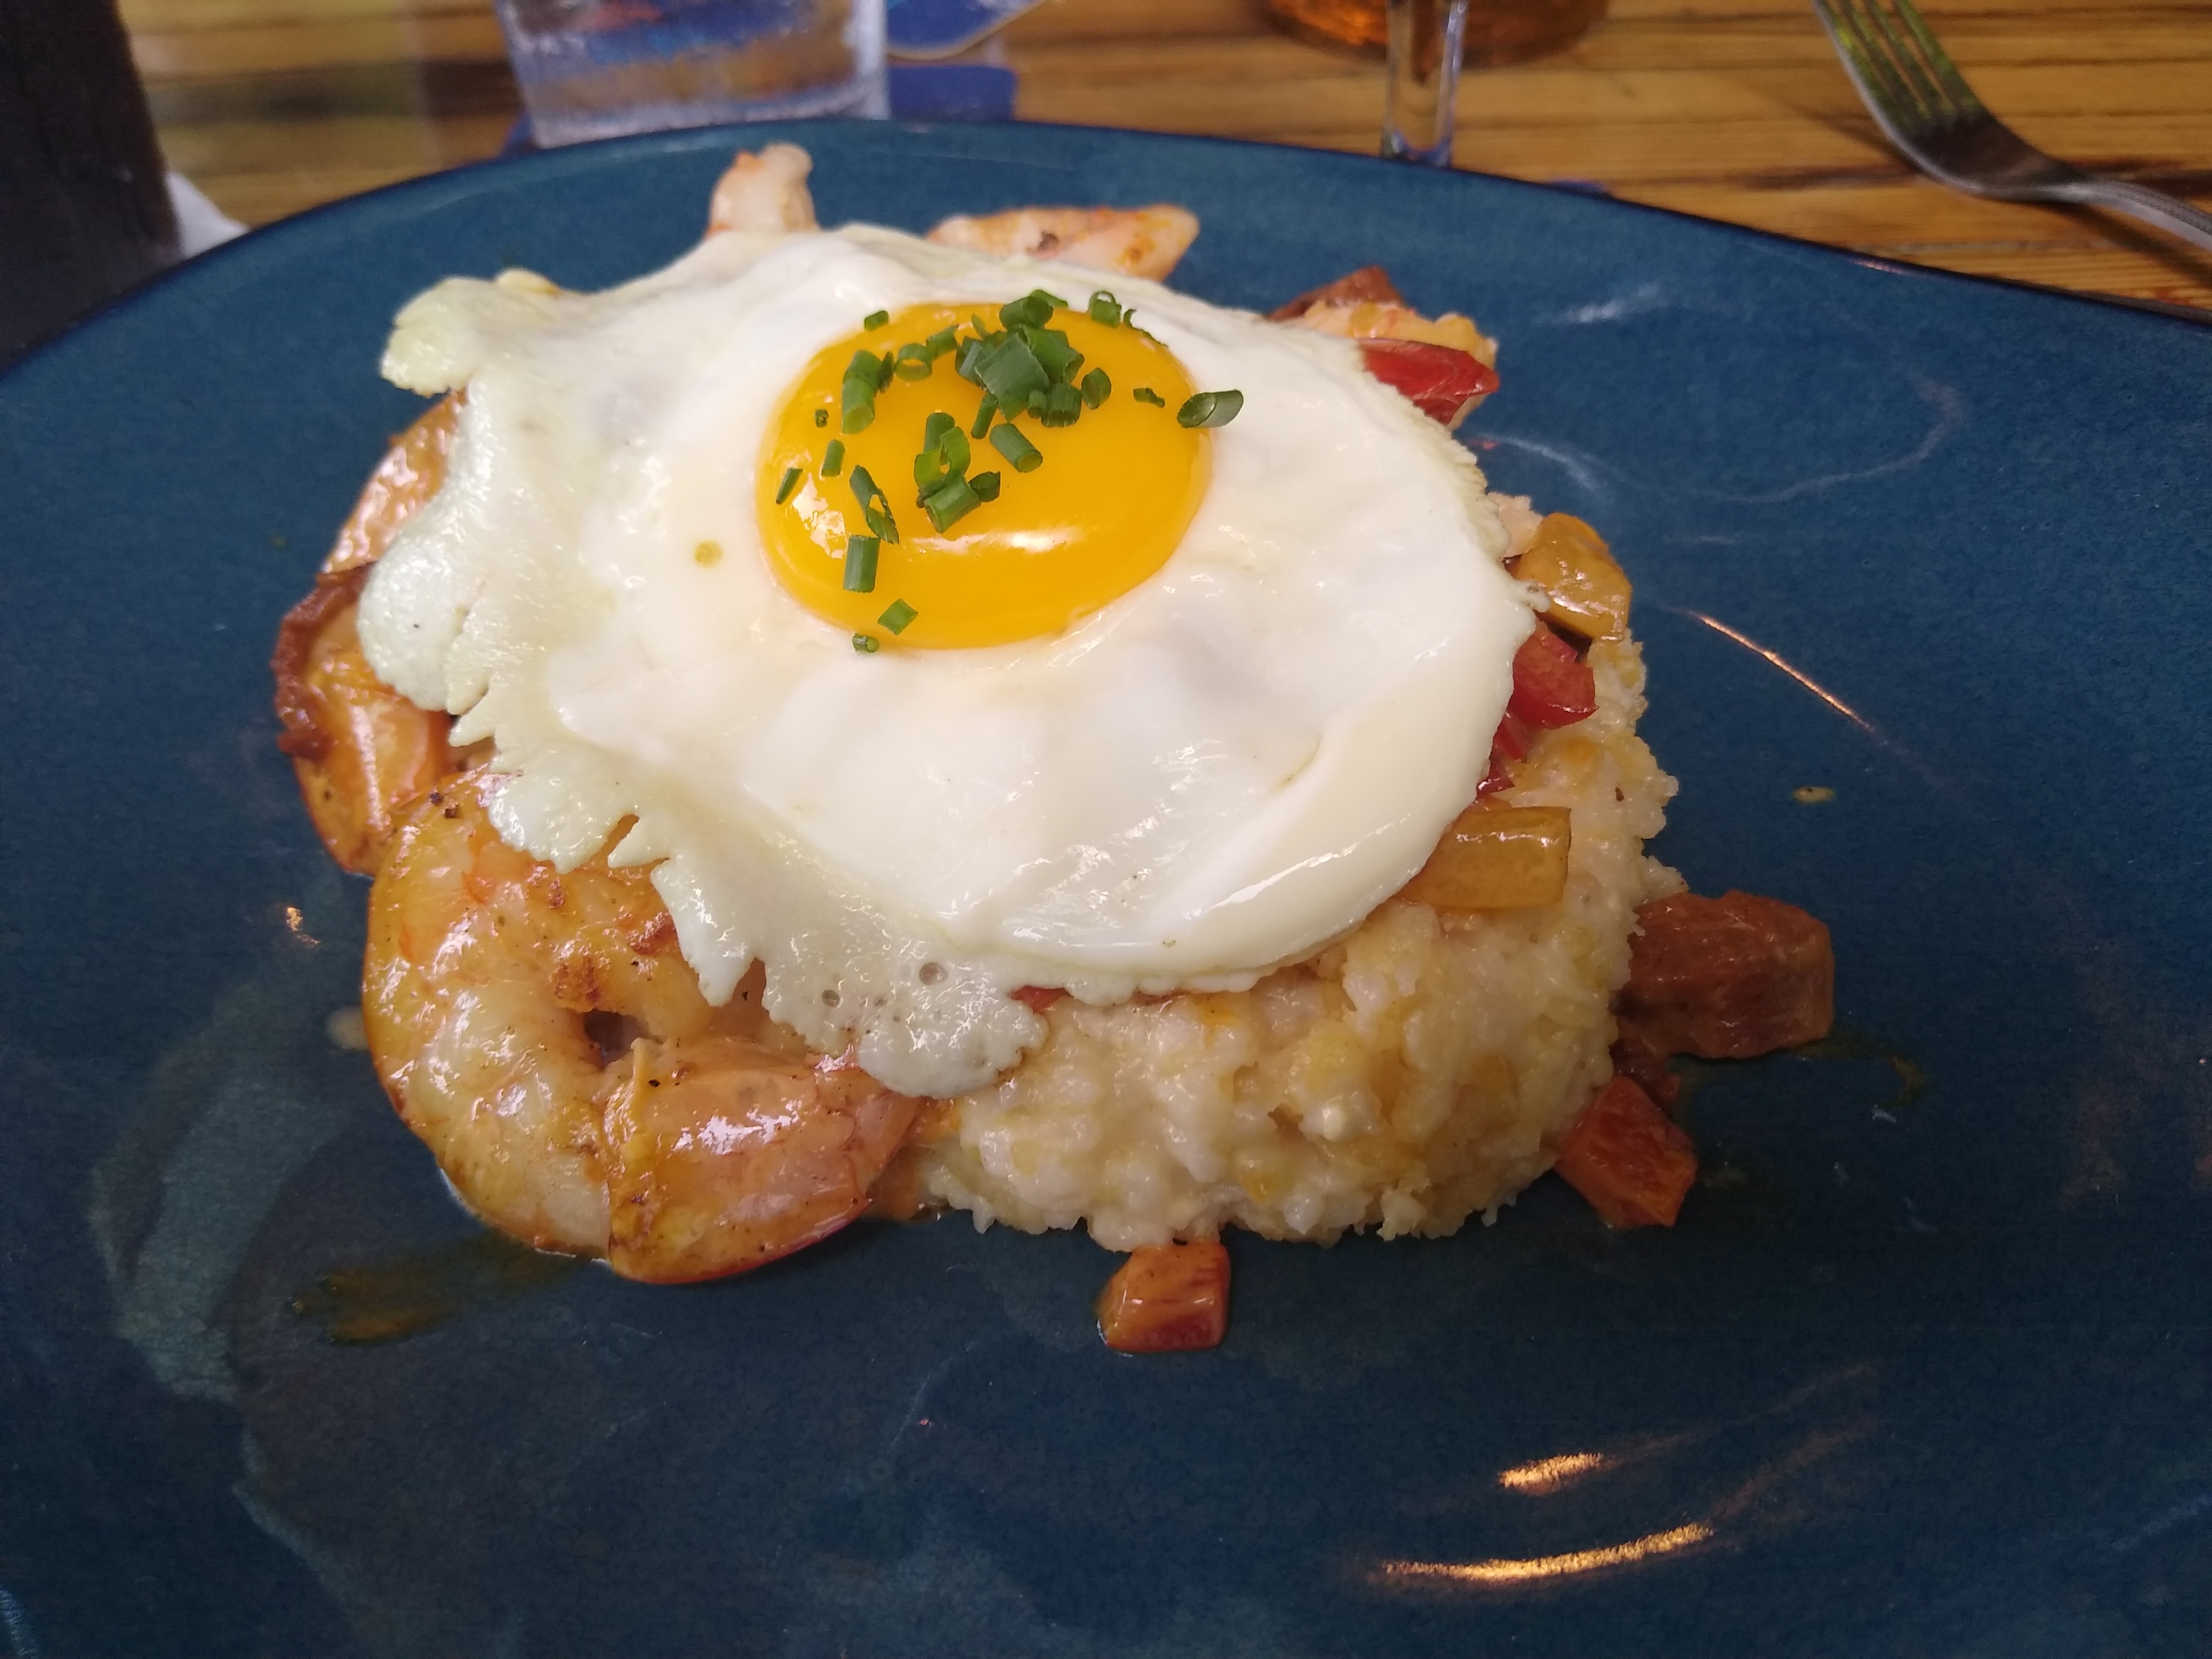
[[1811, 0, 2212, 253]]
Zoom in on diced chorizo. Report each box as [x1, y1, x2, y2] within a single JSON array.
[[1553, 1076, 1697, 1229], [1097, 1242, 1230, 1353], [1268, 264, 1406, 320], [1617, 891, 1834, 1060]]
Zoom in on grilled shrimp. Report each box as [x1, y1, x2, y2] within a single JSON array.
[[363, 771, 920, 1282], [323, 390, 460, 576], [927, 204, 1201, 280], [706, 141, 819, 235], [709, 141, 1198, 277], [272, 395, 467, 873], [272, 567, 465, 874]]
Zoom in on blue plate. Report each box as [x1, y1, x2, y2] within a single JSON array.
[[3, 120, 2209, 1656]]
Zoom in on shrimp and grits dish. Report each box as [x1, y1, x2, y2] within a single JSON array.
[[273, 144, 1832, 1350]]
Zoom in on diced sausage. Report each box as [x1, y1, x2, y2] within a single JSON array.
[[1267, 264, 1406, 320], [1617, 891, 1835, 1060], [1553, 1076, 1697, 1229], [1097, 1242, 1230, 1353]]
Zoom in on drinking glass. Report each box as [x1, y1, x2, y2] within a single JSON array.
[[1381, 0, 1469, 166], [494, 0, 889, 149]]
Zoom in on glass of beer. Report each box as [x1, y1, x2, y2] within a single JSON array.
[[1269, 0, 1607, 68]]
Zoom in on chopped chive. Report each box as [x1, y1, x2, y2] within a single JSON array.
[[939, 425, 971, 477], [840, 367, 878, 433], [847, 466, 900, 543], [913, 424, 970, 496], [1087, 291, 1123, 327], [923, 326, 959, 360], [998, 292, 1055, 330], [955, 338, 987, 385], [1080, 367, 1111, 408], [864, 309, 890, 331], [842, 535, 880, 593], [990, 424, 1043, 473], [923, 411, 956, 448], [1037, 381, 1082, 428], [879, 598, 919, 635], [1026, 388, 1048, 419], [813, 407, 828, 428], [969, 394, 999, 439], [974, 334, 1050, 408], [822, 438, 845, 476], [1132, 386, 1166, 407], [922, 475, 982, 532], [969, 469, 1001, 502], [774, 464, 802, 505], [853, 632, 880, 654], [1020, 325, 1083, 383], [1177, 389, 1244, 428], [892, 342, 933, 381]]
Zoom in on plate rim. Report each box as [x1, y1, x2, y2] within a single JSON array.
[[5, 114, 2207, 395]]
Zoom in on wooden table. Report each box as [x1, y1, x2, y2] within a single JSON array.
[[123, 0, 2212, 311]]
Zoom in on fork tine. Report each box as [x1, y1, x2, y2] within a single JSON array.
[[1881, 0, 1985, 115], [1816, 0, 1923, 132], [1852, 0, 1947, 126]]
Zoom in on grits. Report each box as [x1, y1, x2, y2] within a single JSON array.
[[912, 635, 1680, 1247]]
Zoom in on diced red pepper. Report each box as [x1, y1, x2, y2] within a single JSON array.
[[1011, 984, 1065, 1014], [1552, 1076, 1697, 1229], [1474, 753, 1516, 798], [1489, 710, 1534, 762], [1097, 1242, 1230, 1353], [1507, 624, 1597, 728], [1356, 339, 1499, 428]]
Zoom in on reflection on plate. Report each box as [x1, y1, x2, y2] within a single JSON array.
[[2, 120, 2209, 1657]]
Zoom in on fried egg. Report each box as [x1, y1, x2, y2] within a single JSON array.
[[358, 226, 1533, 1096]]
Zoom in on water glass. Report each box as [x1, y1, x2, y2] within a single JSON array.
[[494, 0, 888, 149], [1382, 0, 1469, 166]]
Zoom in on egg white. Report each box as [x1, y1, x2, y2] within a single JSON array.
[[358, 226, 1533, 1097]]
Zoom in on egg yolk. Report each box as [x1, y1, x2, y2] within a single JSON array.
[[757, 300, 1209, 649]]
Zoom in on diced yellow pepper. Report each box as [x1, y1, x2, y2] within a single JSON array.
[[1401, 804, 1573, 912], [1514, 514, 1631, 643]]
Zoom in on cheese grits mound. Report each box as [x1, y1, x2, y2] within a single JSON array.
[[912, 637, 1679, 1247]]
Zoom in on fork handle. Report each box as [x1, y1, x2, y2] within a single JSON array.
[[2048, 177, 2212, 254]]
